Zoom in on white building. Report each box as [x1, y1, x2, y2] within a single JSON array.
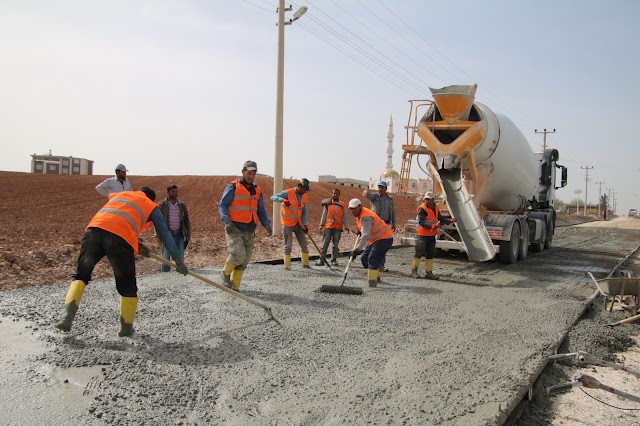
[[318, 175, 368, 189], [31, 151, 94, 175]]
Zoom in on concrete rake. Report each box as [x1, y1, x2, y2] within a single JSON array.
[[149, 253, 280, 324], [320, 237, 363, 295]]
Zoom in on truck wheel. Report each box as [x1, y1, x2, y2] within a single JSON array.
[[499, 222, 520, 264], [518, 222, 529, 260], [544, 220, 554, 249], [531, 221, 546, 253]]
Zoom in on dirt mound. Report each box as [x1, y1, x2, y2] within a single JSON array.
[[0, 171, 420, 290]]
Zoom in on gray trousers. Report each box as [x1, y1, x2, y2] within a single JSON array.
[[283, 224, 309, 255], [320, 228, 343, 261], [224, 228, 255, 269]]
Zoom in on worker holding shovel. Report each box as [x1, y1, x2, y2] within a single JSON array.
[[347, 198, 393, 287], [56, 187, 188, 337], [271, 178, 311, 270], [411, 192, 455, 280], [218, 160, 272, 291]]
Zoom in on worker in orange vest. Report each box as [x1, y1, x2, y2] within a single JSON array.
[[56, 187, 188, 337], [347, 198, 393, 287], [316, 188, 350, 266], [271, 179, 311, 270], [411, 192, 455, 280], [218, 160, 272, 291]]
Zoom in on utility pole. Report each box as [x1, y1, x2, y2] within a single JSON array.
[[574, 190, 582, 215], [581, 166, 593, 216], [535, 128, 556, 152], [272, 1, 307, 235], [596, 181, 604, 217]]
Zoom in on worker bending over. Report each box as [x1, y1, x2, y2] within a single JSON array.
[[347, 198, 393, 287], [56, 187, 188, 337], [271, 179, 311, 270], [412, 192, 455, 280]]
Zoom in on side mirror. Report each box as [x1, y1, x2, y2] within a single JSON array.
[[560, 165, 568, 188]]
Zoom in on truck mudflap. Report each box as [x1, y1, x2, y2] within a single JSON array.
[[439, 167, 497, 261]]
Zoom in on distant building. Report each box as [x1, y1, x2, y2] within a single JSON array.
[[368, 116, 433, 196], [318, 175, 368, 189], [31, 151, 93, 175]]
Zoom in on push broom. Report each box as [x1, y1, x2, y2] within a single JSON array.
[[320, 237, 363, 295]]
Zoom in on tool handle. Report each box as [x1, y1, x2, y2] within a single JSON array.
[[148, 253, 279, 323], [607, 312, 640, 327], [343, 236, 361, 274]]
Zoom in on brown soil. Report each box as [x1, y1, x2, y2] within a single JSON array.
[[0, 171, 420, 290]]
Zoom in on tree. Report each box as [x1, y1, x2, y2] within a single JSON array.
[[600, 194, 609, 212]]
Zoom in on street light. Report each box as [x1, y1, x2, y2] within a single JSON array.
[[273, 1, 307, 235]]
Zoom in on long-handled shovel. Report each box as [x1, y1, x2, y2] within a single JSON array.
[[320, 237, 363, 295], [606, 312, 640, 327], [149, 253, 280, 324]]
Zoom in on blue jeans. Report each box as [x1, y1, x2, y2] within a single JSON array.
[[162, 231, 185, 272], [361, 237, 393, 270]]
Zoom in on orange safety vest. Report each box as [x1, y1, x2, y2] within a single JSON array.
[[325, 200, 346, 230], [356, 207, 393, 245], [280, 188, 307, 226], [228, 179, 261, 224], [87, 191, 157, 255], [416, 203, 439, 237]]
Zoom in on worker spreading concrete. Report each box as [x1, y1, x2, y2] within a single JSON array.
[[271, 178, 311, 270], [411, 192, 455, 280], [347, 198, 393, 287], [56, 187, 189, 337]]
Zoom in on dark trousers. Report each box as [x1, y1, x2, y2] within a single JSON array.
[[74, 227, 137, 297], [415, 235, 437, 259], [361, 237, 393, 270]]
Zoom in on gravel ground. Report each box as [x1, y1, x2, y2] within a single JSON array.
[[1, 218, 639, 425]]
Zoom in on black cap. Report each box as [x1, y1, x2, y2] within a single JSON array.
[[298, 178, 310, 190]]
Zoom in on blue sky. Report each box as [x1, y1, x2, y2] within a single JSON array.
[[1, 1, 639, 215]]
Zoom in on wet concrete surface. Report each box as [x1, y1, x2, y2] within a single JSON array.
[[1, 218, 639, 425]]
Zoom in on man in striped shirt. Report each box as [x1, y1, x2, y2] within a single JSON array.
[[157, 184, 191, 273]]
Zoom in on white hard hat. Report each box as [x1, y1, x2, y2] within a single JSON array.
[[424, 191, 434, 199], [348, 198, 362, 208]]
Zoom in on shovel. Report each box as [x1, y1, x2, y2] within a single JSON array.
[[320, 237, 363, 295], [149, 253, 280, 324]]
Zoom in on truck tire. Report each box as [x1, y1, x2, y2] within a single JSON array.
[[518, 221, 529, 260], [544, 220, 554, 249], [499, 222, 520, 264], [531, 221, 546, 253]]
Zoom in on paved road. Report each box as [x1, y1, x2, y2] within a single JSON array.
[[1, 218, 638, 425]]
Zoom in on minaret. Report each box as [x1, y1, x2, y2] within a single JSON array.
[[386, 115, 394, 170]]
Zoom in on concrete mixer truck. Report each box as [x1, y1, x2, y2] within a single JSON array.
[[399, 84, 567, 264]]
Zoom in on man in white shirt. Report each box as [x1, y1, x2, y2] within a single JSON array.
[[96, 164, 132, 196]]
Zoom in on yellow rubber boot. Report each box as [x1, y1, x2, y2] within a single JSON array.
[[424, 259, 440, 281], [411, 257, 420, 278], [119, 296, 139, 337], [368, 269, 379, 288], [220, 260, 234, 288], [56, 280, 86, 332], [301, 252, 310, 268], [284, 254, 291, 270], [230, 269, 245, 292]]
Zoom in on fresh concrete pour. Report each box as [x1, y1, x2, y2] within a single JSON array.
[[0, 222, 636, 425]]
